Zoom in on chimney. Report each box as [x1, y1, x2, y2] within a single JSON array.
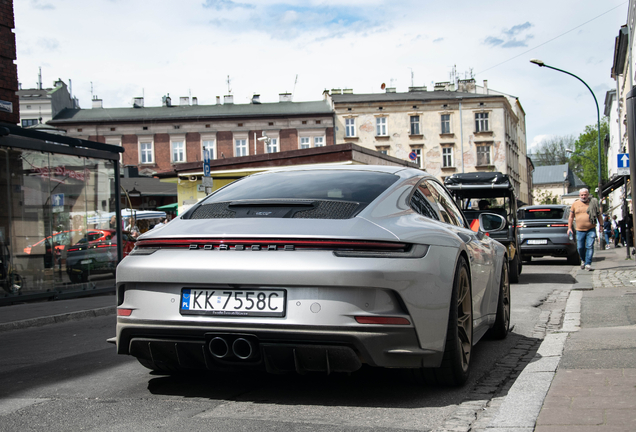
[[483, 80, 489, 94], [162, 95, 172, 107], [133, 97, 144, 108], [330, 88, 342, 95], [251, 94, 261, 104], [179, 96, 190, 106], [385, 87, 396, 93], [216, 96, 221, 105], [192, 97, 198, 105], [408, 86, 427, 92], [224, 95, 234, 104], [279, 93, 292, 102], [92, 97, 103, 109], [342, 89, 353, 94]]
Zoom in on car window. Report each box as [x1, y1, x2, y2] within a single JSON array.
[[88, 232, 102, 242], [201, 170, 399, 205], [410, 182, 441, 220], [518, 208, 565, 220], [426, 180, 465, 227]]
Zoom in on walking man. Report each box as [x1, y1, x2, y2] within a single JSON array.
[[568, 188, 603, 271]]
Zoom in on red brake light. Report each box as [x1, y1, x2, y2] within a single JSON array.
[[117, 308, 133, 316], [529, 209, 552, 212], [355, 316, 411, 325]]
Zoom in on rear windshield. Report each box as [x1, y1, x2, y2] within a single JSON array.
[[518, 208, 565, 220], [202, 170, 400, 204]]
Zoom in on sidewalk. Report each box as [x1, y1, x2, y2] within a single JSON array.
[[488, 245, 636, 431], [533, 245, 636, 431], [0, 293, 116, 332]]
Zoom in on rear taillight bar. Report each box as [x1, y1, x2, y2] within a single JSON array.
[[130, 239, 429, 259], [134, 238, 409, 251]]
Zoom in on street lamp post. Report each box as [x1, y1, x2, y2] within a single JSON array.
[[530, 59, 604, 248], [565, 148, 598, 176]]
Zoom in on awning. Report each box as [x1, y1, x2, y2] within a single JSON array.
[[601, 175, 629, 197], [157, 203, 178, 211]]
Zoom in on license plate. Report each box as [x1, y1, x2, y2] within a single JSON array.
[[180, 288, 286, 317], [527, 239, 547, 245], [81, 259, 92, 264]]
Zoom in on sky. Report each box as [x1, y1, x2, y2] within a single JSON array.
[[13, 0, 629, 153]]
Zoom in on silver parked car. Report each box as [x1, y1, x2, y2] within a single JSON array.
[[115, 166, 510, 386]]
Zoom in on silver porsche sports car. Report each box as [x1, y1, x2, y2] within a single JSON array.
[[115, 165, 510, 386]]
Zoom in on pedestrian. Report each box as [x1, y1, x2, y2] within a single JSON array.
[[109, 215, 117, 230], [478, 200, 490, 210], [153, 217, 167, 229], [619, 216, 627, 246], [603, 215, 613, 250], [567, 188, 603, 271], [612, 215, 621, 247]]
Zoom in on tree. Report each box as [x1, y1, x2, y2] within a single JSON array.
[[568, 118, 609, 198], [531, 135, 576, 167], [533, 190, 560, 205]]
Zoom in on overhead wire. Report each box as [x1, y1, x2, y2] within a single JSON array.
[[475, 1, 628, 76]]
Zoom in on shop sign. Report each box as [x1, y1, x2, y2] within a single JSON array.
[[33, 165, 91, 183], [0, 100, 13, 113]]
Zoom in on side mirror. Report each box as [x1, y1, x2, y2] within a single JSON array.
[[478, 213, 506, 232]]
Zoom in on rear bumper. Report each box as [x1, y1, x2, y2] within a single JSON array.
[[117, 321, 443, 372], [520, 243, 577, 257]]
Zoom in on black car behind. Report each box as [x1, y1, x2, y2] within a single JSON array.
[[517, 205, 579, 264]]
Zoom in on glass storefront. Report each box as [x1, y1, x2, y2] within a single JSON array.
[[0, 128, 122, 301]]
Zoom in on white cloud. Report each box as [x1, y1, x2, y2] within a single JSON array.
[[12, 0, 628, 147]]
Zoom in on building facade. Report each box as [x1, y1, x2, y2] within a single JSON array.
[[532, 164, 587, 205], [17, 79, 78, 128], [0, 0, 18, 125], [608, 21, 632, 220], [326, 82, 530, 204], [48, 94, 335, 177]]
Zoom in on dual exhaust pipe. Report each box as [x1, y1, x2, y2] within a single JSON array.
[[209, 336, 257, 361]]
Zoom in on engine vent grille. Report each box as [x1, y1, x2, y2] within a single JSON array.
[[189, 200, 361, 220]]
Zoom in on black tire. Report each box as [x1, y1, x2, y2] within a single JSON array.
[[566, 250, 580, 265], [509, 253, 520, 283], [415, 256, 473, 386], [486, 258, 510, 339]]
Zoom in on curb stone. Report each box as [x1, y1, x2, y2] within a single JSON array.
[[0, 306, 116, 333], [434, 289, 569, 432]]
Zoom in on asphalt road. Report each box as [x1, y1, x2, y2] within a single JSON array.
[[0, 258, 577, 432]]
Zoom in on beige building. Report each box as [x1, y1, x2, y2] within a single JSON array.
[[326, 80, 531, 204], [531, 163, 587, 206]]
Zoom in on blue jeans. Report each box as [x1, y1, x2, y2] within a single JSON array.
[[604, 230, 612, 246], [576, 229, 596, 266]]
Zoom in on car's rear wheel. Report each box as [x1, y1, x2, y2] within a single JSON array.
[[415, 256, 472, 386], [509, 253, 520, 283], [486, 258, 510, 339]]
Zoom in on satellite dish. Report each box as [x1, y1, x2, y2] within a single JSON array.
[[381, 83, 386, 90]]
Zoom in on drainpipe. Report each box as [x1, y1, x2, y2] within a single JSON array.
[[458, 97, 465, 173]]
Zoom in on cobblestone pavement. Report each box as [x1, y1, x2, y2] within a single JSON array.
[[592, 268, 636, 288], [434, 289, 570, 432]]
